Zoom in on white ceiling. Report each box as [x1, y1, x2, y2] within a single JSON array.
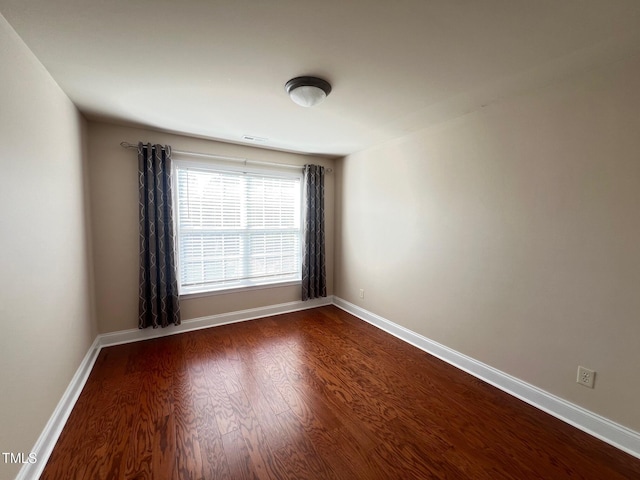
[[2, 0, 640, 156]]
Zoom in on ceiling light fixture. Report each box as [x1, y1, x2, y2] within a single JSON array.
[[285, 76, 332, 107]]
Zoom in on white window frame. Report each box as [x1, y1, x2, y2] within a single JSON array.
[[172, 157, 303, 296]]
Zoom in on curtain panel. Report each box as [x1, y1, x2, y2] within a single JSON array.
[[138, 142, 181, 328], [302, 164, 327, 300]]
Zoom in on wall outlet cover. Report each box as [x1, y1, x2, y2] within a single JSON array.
[[577, 366, 595, 388]]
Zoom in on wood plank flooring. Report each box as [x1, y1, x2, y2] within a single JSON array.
[[41, 306, 640, 479]]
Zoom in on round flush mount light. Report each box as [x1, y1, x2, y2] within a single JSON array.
[[285, 76, 332, 107]]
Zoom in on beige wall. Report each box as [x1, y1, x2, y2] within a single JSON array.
[[0, 13, 96, 479], [87, 122, 335, 333], [335, 54, 640, 432]]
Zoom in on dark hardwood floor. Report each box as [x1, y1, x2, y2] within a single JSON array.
[[41, 306, 640, 479]]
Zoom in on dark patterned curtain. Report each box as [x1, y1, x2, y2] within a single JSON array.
[[138, 143, 181, 328], [302, 164, 327, 300]]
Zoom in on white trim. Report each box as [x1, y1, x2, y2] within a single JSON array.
[[16, 337, 101, 480], [332, 296, 640, 460], [99, 296, 333, 348], [17, 296, 332, 479], [18, 293, 640, 480], [180, 280, 302, 299]]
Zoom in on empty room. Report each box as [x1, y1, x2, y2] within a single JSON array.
[[2, 1, 640, 479]]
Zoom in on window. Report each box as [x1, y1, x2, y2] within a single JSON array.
[[173, 160, 302, 295]]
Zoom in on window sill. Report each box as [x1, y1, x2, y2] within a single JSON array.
[[179, 280, 301, 299]]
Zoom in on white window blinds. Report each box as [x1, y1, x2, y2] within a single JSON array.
[[174, 163, 302, 294]]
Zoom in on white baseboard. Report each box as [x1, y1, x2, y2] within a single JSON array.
[[19, 294, 639, 480], [99, 296, 333, 348], [332, 296, 640, 460], [18, 295, 332, 479], [16, 337, 101, 480]]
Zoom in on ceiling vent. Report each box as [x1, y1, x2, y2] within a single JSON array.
[[242, 135, 268, 143]]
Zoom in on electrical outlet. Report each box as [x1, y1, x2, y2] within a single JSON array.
[[359, 289, 364, 299], [577, 366, 595, 388]]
